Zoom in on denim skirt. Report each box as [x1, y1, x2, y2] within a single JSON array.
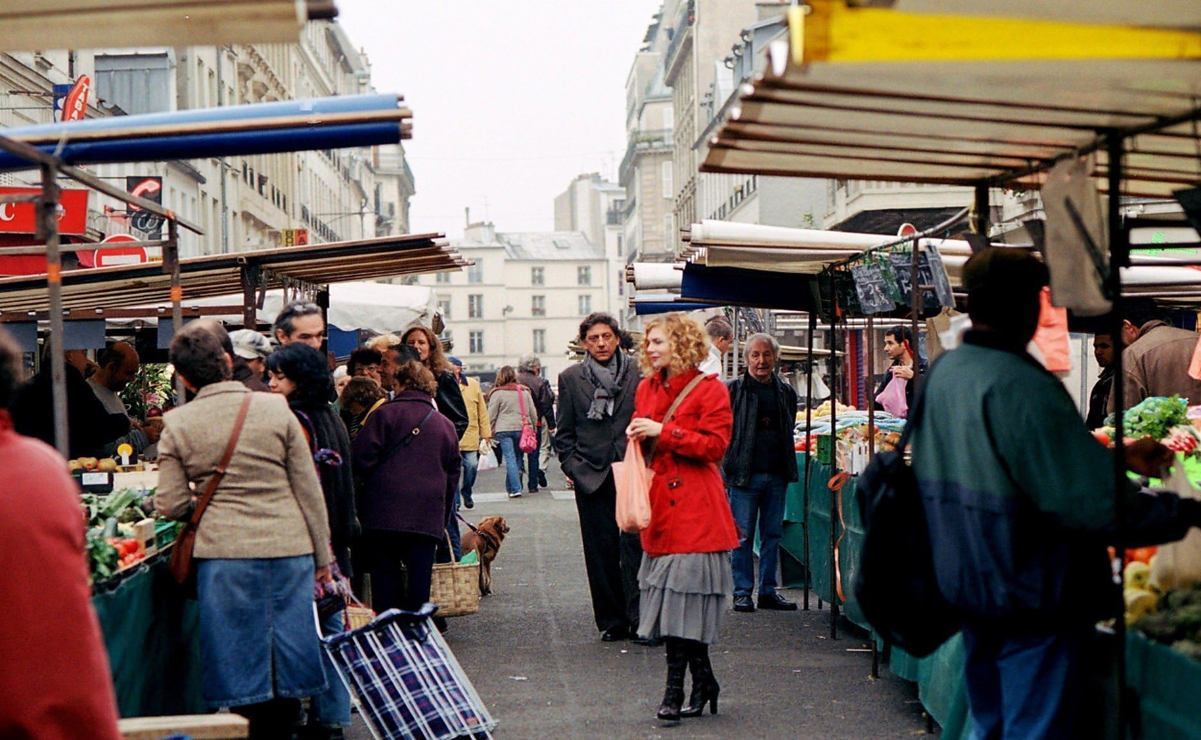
[[196, 556, 328, 708]]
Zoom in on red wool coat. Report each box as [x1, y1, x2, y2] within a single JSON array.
[[634, 367, 740, 557]]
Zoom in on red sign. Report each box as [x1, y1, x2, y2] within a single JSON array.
[[0, 187, 89, 236], [90, 234, 148, 268], [897, 223, 918, 238], [61, 76, 90, 122]]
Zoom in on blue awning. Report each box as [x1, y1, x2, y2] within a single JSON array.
[[680, 264, 816, 312]]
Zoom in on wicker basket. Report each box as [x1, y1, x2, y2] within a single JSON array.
[[344, 600, 376, 631], [429, 560, 480, 617]]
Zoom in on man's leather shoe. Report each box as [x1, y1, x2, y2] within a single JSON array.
[[538, 471, 548, 488], [758, 593, 798, 611], [732, 595, 755, 613], [631, 634, 662, 647], [601, 624, 631, 642]]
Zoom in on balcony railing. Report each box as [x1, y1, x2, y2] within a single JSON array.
[[663, 0, 695, 75], [619, 128, 675, 181]]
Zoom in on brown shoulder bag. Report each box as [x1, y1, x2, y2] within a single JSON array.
[[169, 394, 254, 586]]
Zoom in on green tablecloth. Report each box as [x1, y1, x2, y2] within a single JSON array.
[[1127, 632, 1201, 740], [91, 553, 205, 718]]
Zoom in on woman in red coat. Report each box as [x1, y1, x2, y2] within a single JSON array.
[[627, 312, 738, 724]]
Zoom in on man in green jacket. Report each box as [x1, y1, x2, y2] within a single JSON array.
[[912, 248, 1201, 740]]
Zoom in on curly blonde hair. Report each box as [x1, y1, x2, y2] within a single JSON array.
[[638, 313, 710, 377]]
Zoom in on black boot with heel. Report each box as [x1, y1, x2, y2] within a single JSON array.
[[657, 638, 688, 722], [680, 640, 720, 718]]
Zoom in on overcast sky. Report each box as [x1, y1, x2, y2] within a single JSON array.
[[339, 1, 662, 239]]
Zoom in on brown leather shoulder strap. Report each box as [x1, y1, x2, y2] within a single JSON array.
[[188, 393, 253, 527], [647, 373, 708, 462]]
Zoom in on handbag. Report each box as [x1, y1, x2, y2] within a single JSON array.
[[613, 373, 706, 534], [516, 388, 538, 454], [875, 373, 909, 418], [169, 394, 253, 587]]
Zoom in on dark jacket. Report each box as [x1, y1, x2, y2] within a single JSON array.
[[232, 357, 270, 393], [873, 358, 927, 415], [12, 363, 130, 458], [517, 369, 556, 427], [723, 373, 799, 488], [291, 400, 358, 576], [913, 331, 1197, 629], [351, 391, 461, 540], [434, 369, 470, 441], [1086, 367, 1115, 430], [1110, 320, 1201, 413], [555, 356, 639, 495]]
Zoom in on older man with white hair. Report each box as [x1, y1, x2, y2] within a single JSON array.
[[723, 332, 799, 613]]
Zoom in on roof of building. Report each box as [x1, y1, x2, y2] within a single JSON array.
[[500, 231, 605, 261]]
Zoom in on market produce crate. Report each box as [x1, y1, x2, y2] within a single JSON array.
[[815, 434, 833, 465], [1127, 631, 1201, 740]]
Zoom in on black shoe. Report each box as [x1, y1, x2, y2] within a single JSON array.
[[757, 592, 798, 611], [733, 595, 755, 613], [681, 642, 720, 718], [632, 634, 662, 647], [657, 639, 687, 723], [538, 471, 548, 488], [601, 624, 631, 642], [462, 494, 474, 509]]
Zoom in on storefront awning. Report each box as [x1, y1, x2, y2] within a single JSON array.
[[0, 1, 335, 52], [0, 233, 465, 316], [701, 2, 1201, 197]]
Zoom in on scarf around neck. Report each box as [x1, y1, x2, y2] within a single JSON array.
[[583, 351, 629, 420]]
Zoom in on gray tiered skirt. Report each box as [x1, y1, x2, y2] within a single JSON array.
[[637, 552, 733, 645]]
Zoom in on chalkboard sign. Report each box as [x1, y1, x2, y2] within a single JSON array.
[[890, 246, 955, 313], [851, 261, 897, 315]]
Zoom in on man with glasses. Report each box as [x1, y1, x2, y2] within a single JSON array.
[[556, 312, 645, 643], [273, 301, 326, 350]]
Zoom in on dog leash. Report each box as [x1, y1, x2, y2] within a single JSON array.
[[456, 512, 480, 533]]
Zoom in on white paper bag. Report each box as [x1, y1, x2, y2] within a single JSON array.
[[1150, 461, 1201, 591]]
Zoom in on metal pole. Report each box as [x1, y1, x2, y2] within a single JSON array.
[[827, 271, 840, 640], [803, 309, 816, 612], [1106, 134, 1129, 740], [866, 314, 879, 677], [166, 219, 186, 405], [731, 310, 740, 378], [911, 238, 922, 385], [39, 164, 67, 458], [973, 185, 990, 236]]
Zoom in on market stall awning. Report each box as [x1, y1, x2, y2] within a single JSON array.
[[0, 1, 335, 52], [701, 2, 1201, 197], [0, 234, 464, 316]]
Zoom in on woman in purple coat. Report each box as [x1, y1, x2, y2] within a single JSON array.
[[351, 360, 461, 612]]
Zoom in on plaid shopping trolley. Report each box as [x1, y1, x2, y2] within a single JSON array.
[[321, 604, 497, 740]]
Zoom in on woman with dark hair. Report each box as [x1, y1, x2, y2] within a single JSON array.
[[155, 324, 331, 740], [265, 343, 355, 739], [487, 365, 538, 499], [352, 360, 461, 613], [401, 325, 469, 440]]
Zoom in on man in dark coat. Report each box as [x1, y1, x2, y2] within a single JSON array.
[[517, 354, 555, 492], [723, 333, 799, 613], [556, 312, 644, 642], [12, 347, 130, 458]]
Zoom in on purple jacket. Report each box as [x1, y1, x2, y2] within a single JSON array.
[[351, 391, 461, 540]]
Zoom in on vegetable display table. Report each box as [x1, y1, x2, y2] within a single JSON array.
[[91, 552, 205, 717], [1127, 631, 1201, 740]]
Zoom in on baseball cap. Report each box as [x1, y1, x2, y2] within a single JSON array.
[[447, 355, 463, 367], [229, 329, 272, 360]]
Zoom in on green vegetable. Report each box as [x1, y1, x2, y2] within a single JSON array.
[[1116, 396, 1189, 441], [86, 533, 119, 583]]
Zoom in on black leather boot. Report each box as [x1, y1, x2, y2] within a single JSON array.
[[680, 641, 720, 717], [656, 638, 688, 722]]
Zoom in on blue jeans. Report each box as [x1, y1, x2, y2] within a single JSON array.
[[310, 608, 351, 727], [460, 450, 479, 500], [727, 472, 788, 598], [521, 427, 542, 492], [962, 625, 1089, 740], [495, 431, 523, 494]]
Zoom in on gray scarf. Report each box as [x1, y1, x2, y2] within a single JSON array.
[[583, 351, 629, 421]]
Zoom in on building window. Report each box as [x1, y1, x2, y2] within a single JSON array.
[[664, 213, 674, 244], [469, 330, 484, 355], [531, 295, 546, 317], [468, 294, 484, 319], [437, 296, 452, 320], [531, 266, 545, 286], [533, 329, 546, 354], [436, 271, 451, 284], [662, 160, 673, 198], [578, 294, 592, 316], [617, 235, 623, 257], [578, 265, 592, 286], [467, 261, 484, 284]]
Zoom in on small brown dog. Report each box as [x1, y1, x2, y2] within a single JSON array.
[[460, 515, 510, 595]]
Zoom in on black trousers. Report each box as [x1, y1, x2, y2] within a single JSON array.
[[365, 530, 439, 613], [574, 474, 642, 632]]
